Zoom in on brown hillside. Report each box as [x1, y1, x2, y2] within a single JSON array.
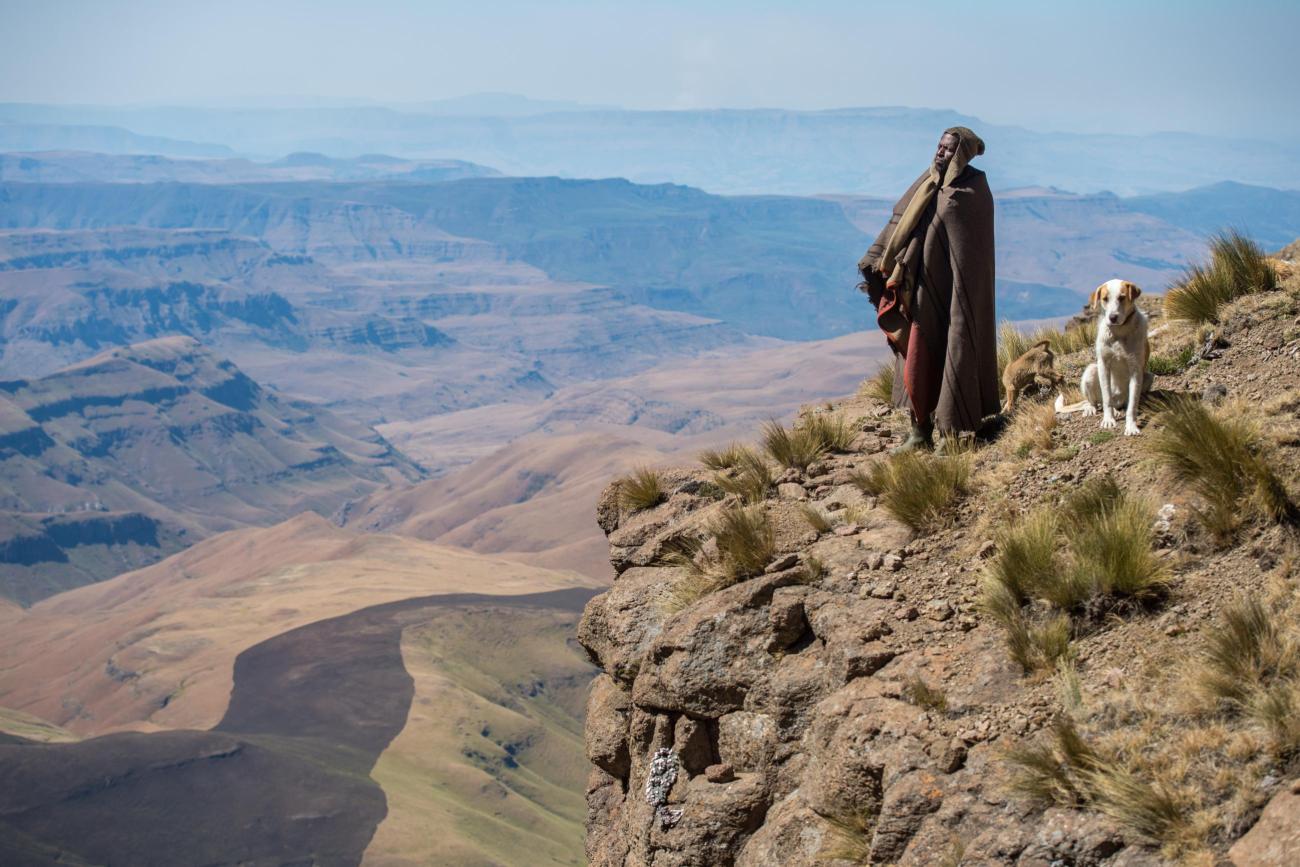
[[349, 331, 892, 580], [0, 511, 599, 737]]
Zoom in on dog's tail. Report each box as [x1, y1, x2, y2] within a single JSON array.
[[1054, 392, 1090, 414]]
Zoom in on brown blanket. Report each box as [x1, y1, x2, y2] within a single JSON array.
[[859, 130, 998, 435]]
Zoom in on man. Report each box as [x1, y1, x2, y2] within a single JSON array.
[[858, 126, 998, 450]]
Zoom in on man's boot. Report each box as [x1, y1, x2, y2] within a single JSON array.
[[892, 418, 933, 454]]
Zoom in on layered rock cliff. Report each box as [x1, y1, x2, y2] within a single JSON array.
[[578, 257, 1300, 865]]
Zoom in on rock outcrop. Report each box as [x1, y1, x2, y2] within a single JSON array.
[[577, 457, 1076, 866], [578, 264, 1300, 865]]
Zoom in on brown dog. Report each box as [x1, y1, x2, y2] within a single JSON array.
[[1002, 339, 1065, 414]]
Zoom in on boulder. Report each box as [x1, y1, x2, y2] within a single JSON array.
[[735, 796, 833, 867], [1229, 785, 1300, 866], [717, 711, 780, 773], [578, 566, 674, 683], [633, 572, 800, 718], [585, 674, 632, 778]]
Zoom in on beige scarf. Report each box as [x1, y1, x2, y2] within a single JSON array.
[[878, 126, 986, 292]]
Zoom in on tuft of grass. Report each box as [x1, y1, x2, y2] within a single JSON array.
[[1165, 261, 1235, 325], [1147, 397, 1294, 543], [1050, 320, 1099, 356], [984, 510, 1060, 605], [801, 412, 857, 454], [861, 362, 895, 405], [1147, 344, 1196, 376], [798, 503, 832, 534], [1062, 475, 1123, 525], [1088, 430, 1116, 446], [903, 675, 949, 713], [713, 504, 776, 580], [1006, 719, 1190, 845], [848, 462, 887, 497], [802, 555, 825, 583], [1065, 494, 1167, 602], [1214, 229, 1279, 295], [1004, 402, 1058, 456], [618, 466, 664, 512], [1248, 682, 1300, 750], [1195, 596, 1297, 709], [762, 419, 825, 472], [1165, 230, 1278, 324], [1083, 765, 1188, 845], [861, 450, 971, 533], [664, 504, 775, 611], [1005, 717, 1099, 806], [1054, 658, 1083, 713], [698, 442, 747, 471], [980, 481, 1162, 672], [713, 446, 774, 504], [818, 808, 874, 864]]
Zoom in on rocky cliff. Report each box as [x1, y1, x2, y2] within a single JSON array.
[[578, 254, 1300, 865]]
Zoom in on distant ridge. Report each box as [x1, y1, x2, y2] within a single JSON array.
[[3, 103, 1298, 194]]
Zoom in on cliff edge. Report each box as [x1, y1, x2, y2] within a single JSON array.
[[578, 246, 1300, 865]]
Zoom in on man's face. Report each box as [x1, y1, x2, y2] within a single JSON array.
[[934, 133, 960, 175]]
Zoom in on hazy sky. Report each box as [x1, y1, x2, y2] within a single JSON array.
[[3, 0, 1297, 138]]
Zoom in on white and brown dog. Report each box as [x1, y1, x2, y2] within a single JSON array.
[[1055, 279, 1153, 436]]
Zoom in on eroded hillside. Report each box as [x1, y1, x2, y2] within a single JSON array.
[[0, 336, 420, 603], [578, 250, 1300, 865]]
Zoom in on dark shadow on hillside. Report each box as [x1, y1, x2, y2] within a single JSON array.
[[0, 587, 598, 867]]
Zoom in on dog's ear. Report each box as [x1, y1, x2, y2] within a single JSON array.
[[1121, 281, 1142, 301], [1089, 283, 1108, 310]]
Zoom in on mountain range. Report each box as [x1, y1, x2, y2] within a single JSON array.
[[3, 103, 1299, 196]]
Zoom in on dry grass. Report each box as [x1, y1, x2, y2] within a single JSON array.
[[798, 503, 832, 535], [713, 504, 776, 578], [698, 442, 747, 471], [1004, 402, 1058, 457], [762, 419, 825, 472], [664, 504, 775, 611], [1147, 397, 1294, 543], [818, 809, 874, 864], [1165, 230, 1278, 324], [713, 446, 774, 504], [1006, 718, 1190, 847], [1066, 494, 1167, 602], [983, 509, 1060, 605], [1192, 596, 1300, 751], [858, 451, 971, 533], [801, 412, 858, 454], [617, 466, 665, 512], [861, 362, 895, 405], [903, 675, 949, 713], [980, 480, 1165, 672], [1005, 717, 1099, 805]]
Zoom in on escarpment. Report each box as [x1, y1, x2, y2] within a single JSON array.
[[579, 253, 1300, 865], [578, 452, 1071, 867]]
